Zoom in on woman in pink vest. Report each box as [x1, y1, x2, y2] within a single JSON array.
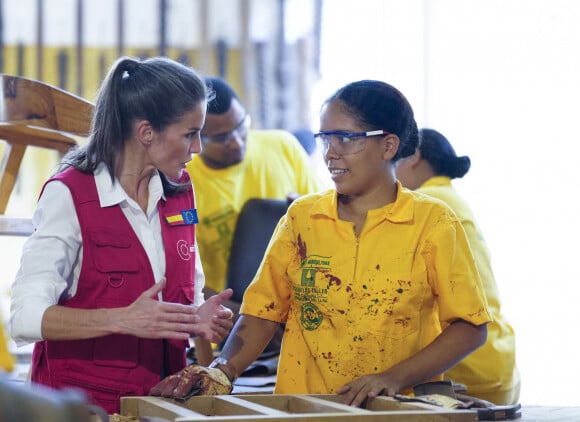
[[9, 56, 234, 414]]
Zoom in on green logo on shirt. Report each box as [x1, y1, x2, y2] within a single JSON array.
[[301, 268, 316, 286], [300, 302, 323, 331], [300, 254, 331, 287]]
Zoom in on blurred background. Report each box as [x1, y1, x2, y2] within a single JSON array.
[[1, 0, 579, 406]]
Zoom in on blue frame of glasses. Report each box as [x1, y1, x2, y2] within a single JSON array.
[[313, 130, 389, 143]]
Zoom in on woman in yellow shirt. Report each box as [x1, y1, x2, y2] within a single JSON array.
[[395, 128, 520, 405], [151, 80, 491, 407]]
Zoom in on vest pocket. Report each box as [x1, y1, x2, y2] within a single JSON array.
[[88, 228, 139, 274], [180, 281, 195, 303], [59, 370, 138, 414]]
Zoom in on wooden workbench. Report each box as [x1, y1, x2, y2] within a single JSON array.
[[115, 394, 580, 421], [118, 394, 479, 421]]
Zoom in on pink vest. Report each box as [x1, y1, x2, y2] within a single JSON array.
[[31, 168, 197, 414]]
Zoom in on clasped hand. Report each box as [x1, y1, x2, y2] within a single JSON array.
[[149, 364, 232, 398], [117, 278, 234, 343]]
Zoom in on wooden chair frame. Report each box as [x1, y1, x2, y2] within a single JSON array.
[[0, 74, 94, 216]]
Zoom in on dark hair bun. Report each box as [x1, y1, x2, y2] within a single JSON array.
[[419, 128, 470, 179]]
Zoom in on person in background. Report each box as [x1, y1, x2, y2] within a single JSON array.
[[187, 77, 325, 363], [151, 80, 491, 407], [395, 127, 520, 405], [0, 318, 14, 373], [9, 56, 234, 414]]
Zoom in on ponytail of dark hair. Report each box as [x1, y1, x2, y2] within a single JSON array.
[[58, 56, 208, 194], [58, 58, 138, 177]]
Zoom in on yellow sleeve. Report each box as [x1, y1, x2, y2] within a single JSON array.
[[424, 210, 492, 327]]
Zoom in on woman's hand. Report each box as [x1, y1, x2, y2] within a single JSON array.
[[42, 280, 235, 342], [337, 320, 487, 408], [191, 289, 234, 343], [337, 371, 402, 407], [115, 278, 202, 340]]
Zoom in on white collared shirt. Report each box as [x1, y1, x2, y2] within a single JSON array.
[[9, 163, 205, 346]]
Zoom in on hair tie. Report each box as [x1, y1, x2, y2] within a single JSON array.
[[124, 59, 139, 77]]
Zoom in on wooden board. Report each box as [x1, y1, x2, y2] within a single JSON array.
[[120, 394, 478, 421]]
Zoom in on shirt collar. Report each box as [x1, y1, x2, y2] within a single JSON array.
[[385, 181, 415, 223], [420, 175, 452, 189], [311, 181, 417, 224]]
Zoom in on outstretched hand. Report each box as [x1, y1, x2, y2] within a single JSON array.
[[192, 288, 234, 343], [115, 278, 200, 340]]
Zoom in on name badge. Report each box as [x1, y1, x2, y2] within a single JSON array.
[[166, 209, 199, 226]]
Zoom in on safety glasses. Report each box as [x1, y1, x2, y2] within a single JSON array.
[[313, 130, 390, 155]]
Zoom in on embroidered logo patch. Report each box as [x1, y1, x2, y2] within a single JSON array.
[[300, 302, 323, 331]]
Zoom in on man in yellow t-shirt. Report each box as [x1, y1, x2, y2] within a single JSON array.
[[186, 77, 324, 360], [395, 128, 520, 405]]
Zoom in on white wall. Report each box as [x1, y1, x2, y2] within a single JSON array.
[[315, 0, 580, 406]]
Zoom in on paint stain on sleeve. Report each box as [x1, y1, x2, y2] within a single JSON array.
[[449, 279, 457, 293], [468, 307, 486, 318], [395, 317, 411, 328], [321, 351, 333, 360]]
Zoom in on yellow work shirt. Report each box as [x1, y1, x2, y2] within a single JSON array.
[[187, 129, 324, 292], [241, 183, 491, 394], [418, 176, 519, 401], [0, 321, 15, 372]]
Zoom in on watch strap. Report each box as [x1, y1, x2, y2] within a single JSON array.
[[209, 357, 238, 382]]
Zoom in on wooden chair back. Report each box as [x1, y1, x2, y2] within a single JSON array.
[[0, 74, 94, 217]]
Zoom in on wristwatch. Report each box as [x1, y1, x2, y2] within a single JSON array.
[[209, 357, 237, 381], [209, 357, 229, 369]]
